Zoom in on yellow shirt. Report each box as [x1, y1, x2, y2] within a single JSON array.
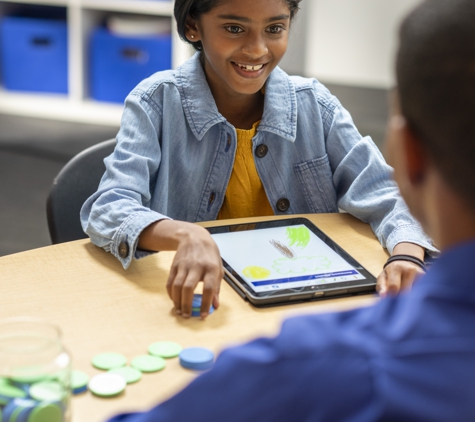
[[217, 121, 274, 220]]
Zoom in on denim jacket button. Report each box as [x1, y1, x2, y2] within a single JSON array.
[[118, 242, 129, 259], [276, 198, 290, 212], [255, 144, 268, 158]]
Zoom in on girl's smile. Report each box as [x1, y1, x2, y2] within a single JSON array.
[[231, 61, 268, 78]]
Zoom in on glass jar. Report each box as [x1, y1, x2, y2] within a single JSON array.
[[0, 317, 71, 421]]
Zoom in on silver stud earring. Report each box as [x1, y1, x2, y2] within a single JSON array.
[[190, 35, 195, 39]]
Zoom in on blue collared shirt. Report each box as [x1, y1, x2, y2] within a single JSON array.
[[108, 241, 475, 422], [81, 53, 434, 268]]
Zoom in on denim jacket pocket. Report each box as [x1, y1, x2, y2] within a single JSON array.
[[293, 155, 338, 213]]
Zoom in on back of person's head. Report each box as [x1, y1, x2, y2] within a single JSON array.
[[174, 0, 302, 51], [396, 0, 475, 210]]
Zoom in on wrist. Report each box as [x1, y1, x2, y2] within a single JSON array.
[[174, 222, 209, 245], [384, 254, 426, 271], [139, 219, 205, 251], [392, 242, 425, 260]]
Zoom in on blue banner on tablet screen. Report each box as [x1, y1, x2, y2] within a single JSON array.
[[211, 224, 366, 293]]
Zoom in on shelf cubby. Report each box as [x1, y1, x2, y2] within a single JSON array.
[[0, 0, 191, 126]]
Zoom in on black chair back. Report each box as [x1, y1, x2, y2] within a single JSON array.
[[47, 138, 116, 244]]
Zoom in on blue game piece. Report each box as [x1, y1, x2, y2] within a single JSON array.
[[72, 384, 88, 395], [2, 400, 16, 421], [179, 347, 215, 370], [191, 294, 215, 317], [11, 404, 35, 422], [2, 398, 36, 422]]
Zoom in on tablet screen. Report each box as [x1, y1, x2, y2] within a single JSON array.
[[211, 223, 366, 294]]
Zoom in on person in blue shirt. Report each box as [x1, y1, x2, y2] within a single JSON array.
[[107, 0, 475, 420], [81, 0, 434, 317]]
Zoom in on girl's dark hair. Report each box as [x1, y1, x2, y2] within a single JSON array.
[[397, 0, 475, 210], [174, 0, 302, 51]]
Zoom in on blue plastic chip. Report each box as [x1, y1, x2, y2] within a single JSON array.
[[191, 294, 214, 317], [2, 398, 36, 422], [179, 347, 215, 371]]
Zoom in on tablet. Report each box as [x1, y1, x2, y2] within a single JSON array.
[[207, 217, 376, 307]]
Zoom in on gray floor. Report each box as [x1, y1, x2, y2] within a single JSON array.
[[0, 83, 389, 257]]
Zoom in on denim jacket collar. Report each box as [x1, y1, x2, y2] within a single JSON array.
[[177, 53, 297, 142]]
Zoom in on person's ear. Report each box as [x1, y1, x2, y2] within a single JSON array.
[[401, 119, 426, 186], [386, 114, 426, 188], [185, 17, 201, 43]]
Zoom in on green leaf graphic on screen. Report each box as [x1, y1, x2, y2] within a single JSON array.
[[286, 227, 311, 248], [243, 266, 271, 280], [272, 256, 331, 275]]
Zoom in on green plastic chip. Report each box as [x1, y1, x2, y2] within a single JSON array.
[[28, 403, 62, 422], [71, 370, 90, 391], [131, 355, 165, 373], [0, 383, 27, 399], [92, 353, 127, 370], [148, 341, 182, 359], [29, 380, 65, 402], [109, 366, 142, 384]]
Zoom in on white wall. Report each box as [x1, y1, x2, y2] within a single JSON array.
[[303, 0, 422, 88], [279, 1, 309, 76]]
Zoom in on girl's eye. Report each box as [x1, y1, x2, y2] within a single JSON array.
[[225, 25, 244, 34], [267, 25, 285, 34]]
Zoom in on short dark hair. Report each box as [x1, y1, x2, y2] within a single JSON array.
[[174, 0, 302, 51], [396, 0, 475, 209]]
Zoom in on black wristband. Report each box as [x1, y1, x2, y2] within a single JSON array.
[[383, 254, 426, 271]]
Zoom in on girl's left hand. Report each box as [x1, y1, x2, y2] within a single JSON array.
[[376, 242, 426, 297], [376, 260, 425, 297]]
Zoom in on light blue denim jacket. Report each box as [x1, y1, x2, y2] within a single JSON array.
[[81, 53, 434, 269]]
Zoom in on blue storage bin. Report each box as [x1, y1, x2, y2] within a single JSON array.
[[0, 16, 68, 94], [90, 28, 172, 103]]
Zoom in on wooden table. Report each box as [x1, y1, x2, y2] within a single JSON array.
[[0, 214, 388, 422]]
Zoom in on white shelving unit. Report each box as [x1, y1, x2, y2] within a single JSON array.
[[0, 0, 191, 126]]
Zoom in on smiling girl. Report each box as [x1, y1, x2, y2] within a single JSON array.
[[81, 0, 435, 318]]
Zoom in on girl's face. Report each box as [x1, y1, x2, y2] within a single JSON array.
[[187, 0, 291, 98]]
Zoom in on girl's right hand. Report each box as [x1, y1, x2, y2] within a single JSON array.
[[166, 224, 223, 318], [138, 219, 223, 318]]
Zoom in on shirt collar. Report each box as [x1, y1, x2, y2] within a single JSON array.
[[259, 65, 297, 142], [177, 53, 297, 142]]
